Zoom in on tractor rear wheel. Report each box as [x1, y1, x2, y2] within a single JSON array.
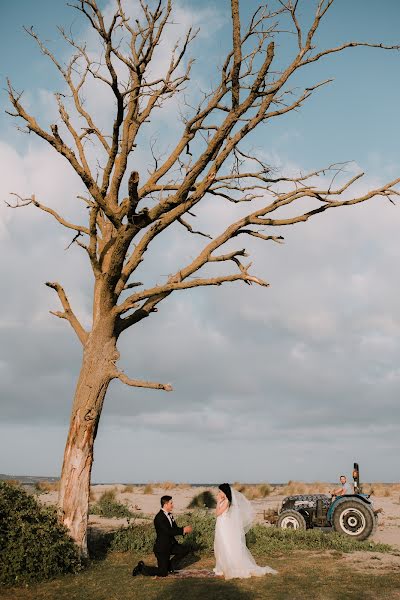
[[276, 509, 307, 530], [332, 498, 376, 541]]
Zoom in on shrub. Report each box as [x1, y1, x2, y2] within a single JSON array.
[[279, 481, 331, 496], [122, 485, 134, 494], [111, 523, 155, 553], [90, 490, 132, 519], [0, 481, 80, 586], [2, 479, 20, 487], [106, 509, 392, 559], [157, 481, 176, 490], [259, 484, 272, 497], [34, 480, 60, 493], [143, 484, 153, 495], [187, 491, 216, 509], [184, 511, 216, 551], [111, 510, 216, 554], [232, 482, 246, 493], [231, 483, 272, 500], [89, 486, 98, 502], [247, 524, 392, 555]]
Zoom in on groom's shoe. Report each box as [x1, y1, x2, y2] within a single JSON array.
[[132, 561, 144, 576]]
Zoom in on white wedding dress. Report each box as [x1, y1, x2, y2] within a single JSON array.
[[213, 489, 277, 579]]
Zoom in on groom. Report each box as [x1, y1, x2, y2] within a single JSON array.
[[132, 495, 192, 577]]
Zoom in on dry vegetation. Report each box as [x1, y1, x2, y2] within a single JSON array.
[[139, 482, 191, 493], [153, 482, 191, 490], [35, 481, 60, 493], [263, 506, 280, 524], [278, 481, 330, 496], [88, 487, 96, 501], [232, 483, 273, 499], [270, 481, 400, 498], [155, 481, 176, 490], [122, 485, 135, 493], [3, 479, 20, 487], [364, 483, 400, 497]]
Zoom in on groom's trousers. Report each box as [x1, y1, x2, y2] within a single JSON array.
[[142, 543, 190, 576]]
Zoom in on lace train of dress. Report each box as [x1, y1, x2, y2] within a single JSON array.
[[213, 491, 277, 579]]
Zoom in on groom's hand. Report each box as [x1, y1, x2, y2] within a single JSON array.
[[183, 526, 192, 534]]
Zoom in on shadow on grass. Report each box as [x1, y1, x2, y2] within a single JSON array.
[[153, 578, 257, 600], [176, 550, 201, 569], [87, 527, 115, 560]]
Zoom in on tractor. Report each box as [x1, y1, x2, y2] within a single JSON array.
[[276, 463, 378, 541]]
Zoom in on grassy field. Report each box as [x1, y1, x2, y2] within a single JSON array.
[[2, 549, 400, 600], [2, 483, 400, 599]]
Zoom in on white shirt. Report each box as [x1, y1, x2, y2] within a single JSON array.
[[163, 510, 173, 526], [342, 481, 353, 494]]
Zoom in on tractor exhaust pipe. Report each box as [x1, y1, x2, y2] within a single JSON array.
[[353, 462, 361, 494]]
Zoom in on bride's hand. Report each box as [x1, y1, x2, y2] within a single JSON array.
[[216, 498, 228, 516]]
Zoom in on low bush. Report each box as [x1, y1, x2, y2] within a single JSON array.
[[89, 486, 98, 502], [110, 511, 216, 554], [157, 481, 176, 490], [245, 484, 273, 500], [143, 484, 153, 495], [34, 481, 60, 493], [187, 490, 216, 509], [111, 523, 155, 552], [0, 481, 80, 586], [184, 510, 216, 551], [280, 481, 330, 496], [122, 485, 134, 494], [1, 479, 19, 487], [232, 483, 273, 499], [90, 490, 132, 519], [248, 524, 392, 554], [103, 508, 392, 559]]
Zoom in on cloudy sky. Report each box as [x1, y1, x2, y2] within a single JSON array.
[[0, 0, 399, 484]]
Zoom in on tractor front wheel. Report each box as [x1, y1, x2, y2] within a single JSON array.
[[332, 498, 376, 541], [276, 509, 307, 530]]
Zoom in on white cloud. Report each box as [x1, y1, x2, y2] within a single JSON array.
[[1, 2, 400, 483]]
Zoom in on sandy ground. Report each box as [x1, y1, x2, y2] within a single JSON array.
[[39, 484, 400, 554]]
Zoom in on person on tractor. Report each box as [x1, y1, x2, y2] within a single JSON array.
[[330, 475, 353, 497]]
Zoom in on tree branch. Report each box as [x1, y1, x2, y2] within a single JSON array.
[[113, 370, 172, 391], [7, 193, 90, 235], [231, 0, 242, 109], [45, 281, 89, 345], [117, 270, 269, 314]]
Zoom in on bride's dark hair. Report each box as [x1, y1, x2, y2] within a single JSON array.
[[218, 483, 232, 504]]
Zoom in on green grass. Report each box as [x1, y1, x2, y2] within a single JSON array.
[[248, 525, 393, 554], [2, 550, 400, 600], [2, 511, 398, 599]]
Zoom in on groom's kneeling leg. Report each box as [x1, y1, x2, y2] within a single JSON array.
[[140, 553, 169, 576], [155, 552, 169, 577]]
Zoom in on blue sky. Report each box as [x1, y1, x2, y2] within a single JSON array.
[[0, 0, 400, 484]]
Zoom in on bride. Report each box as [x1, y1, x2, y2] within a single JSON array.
[[213, 483, 277, 579]]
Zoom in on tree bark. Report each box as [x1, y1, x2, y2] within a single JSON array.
[[58, 325, 118, 556]]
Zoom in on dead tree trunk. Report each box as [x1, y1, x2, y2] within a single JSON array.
[[58, 320, 118, 556]]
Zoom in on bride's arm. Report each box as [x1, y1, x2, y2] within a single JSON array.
[[215, 499, 229, 517]]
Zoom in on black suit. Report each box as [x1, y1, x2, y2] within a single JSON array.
[[142, 510, 189, 576]]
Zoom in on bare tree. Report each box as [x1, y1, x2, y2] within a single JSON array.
[[6, 0, 399, 555]]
